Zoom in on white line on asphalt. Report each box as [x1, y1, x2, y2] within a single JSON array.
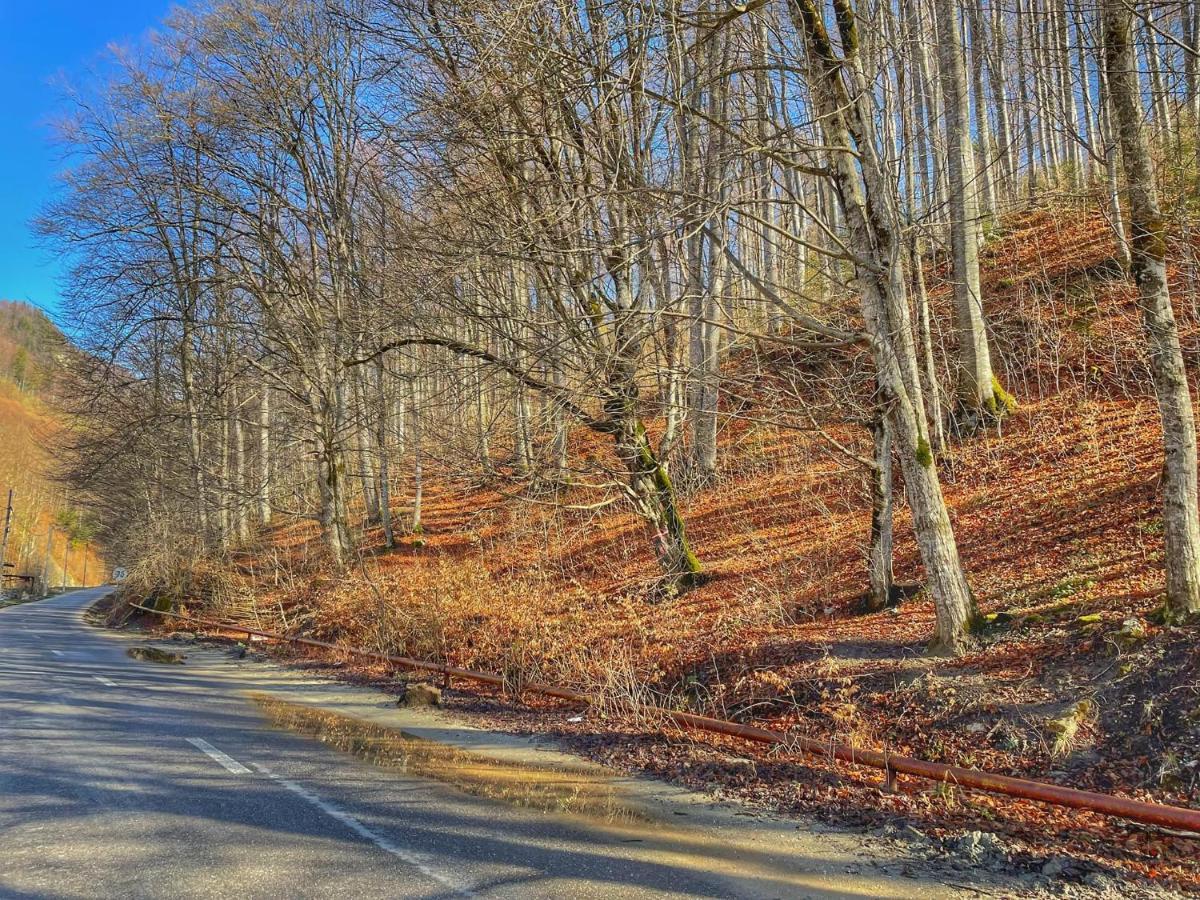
[[249, 761, 474, 897], [93, 675, 117, 687], [186, 738, 252, 775], [51, 650, 64, 656]]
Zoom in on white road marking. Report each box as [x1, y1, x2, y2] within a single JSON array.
[[250, 761, 474, 897], [92, 675, 117, 687], [50, 650, 64, 657], [186, 738, 252, 775]]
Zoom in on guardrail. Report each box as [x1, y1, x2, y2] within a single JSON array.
[[131, 602, 1200, 835]]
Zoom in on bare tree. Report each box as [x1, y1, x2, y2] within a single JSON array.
[[1104, 0, 1200, 619]]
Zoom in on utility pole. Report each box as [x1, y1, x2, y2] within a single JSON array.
[[41, 526, 53, 597], [61, 536, 71, 592], [0, 488, 13, 580]]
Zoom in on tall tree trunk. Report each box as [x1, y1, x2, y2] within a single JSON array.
[[1015, 2, 1040, 196], [1072, 0, 1098, 184], [352, 368, 380, 523], [218, 394, 231, 547], [1105, 0, 1200, 619], [410, 378, 424, 537], [608, 349, 702, 594], [1140, 8, 1174, 146], [866, 410, 895, 612], [1097, 15, 1133, 272], [1187, 1, 1200, 124], [985, 0, 1017, 195], [231, 383, 250, 545], [936, 0, 1008, 424], [373, 359, 393, 549], [912, 233, 947, 452], [258, 385, 272, 526], [790, 0, 980, 654], [180, 329, 208, 539], [966, 2, 997, 221], [309, 362, 352, 566]]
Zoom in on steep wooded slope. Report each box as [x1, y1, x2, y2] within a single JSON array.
[[0, 301, 103, 591], [147, 207, 1200, 887]]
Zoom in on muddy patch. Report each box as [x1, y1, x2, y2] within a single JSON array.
[[250, 694, 655, 825]]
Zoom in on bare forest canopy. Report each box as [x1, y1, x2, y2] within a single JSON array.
[[39, 0, 1200, 662], [0, 301, 105, 592]]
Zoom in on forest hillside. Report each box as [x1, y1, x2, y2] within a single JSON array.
[[0, 300, 104, 595], [37, 0, 1200, 890], [123, 204, 1194, 885]]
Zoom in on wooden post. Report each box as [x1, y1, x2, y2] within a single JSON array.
[[0, 488, 13, 582], [41, 526, 53, 597], [61, 536, 71, 592]]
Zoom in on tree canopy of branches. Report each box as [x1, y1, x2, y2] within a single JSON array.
[[42, 0, 1200, 653]]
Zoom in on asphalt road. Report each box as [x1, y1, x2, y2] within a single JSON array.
[[0, 589, 986, 899]]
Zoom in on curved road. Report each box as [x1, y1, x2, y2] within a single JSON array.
[[0, 589, 985, 899]]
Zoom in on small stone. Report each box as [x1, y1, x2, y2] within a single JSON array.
[[1082, 871, 1111, 890], [723, 757, 757, 779], [1114, 617, 1147, 647], [951, 829, 1007, 863], [170, 631, 196, 642], [399, 682, 441, 707], [1041, 857, 1068, 878], [965, 722, 988, 734], [127, 646, 185, 664]]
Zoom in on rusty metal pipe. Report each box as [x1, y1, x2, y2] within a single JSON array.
[[130, 604, 1200, 835]]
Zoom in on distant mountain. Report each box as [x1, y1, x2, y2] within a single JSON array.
[[0, 301, 102, 593], [0, 300, 66, 398]]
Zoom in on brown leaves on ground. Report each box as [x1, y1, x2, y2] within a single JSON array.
[[171, 207, 1199, 890]]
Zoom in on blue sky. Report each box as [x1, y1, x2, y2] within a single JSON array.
[[0, 0, 171, 315]]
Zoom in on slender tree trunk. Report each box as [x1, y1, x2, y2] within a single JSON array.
[[905, 0, 942, 216], [790, 0, 980, 654], [231, 383, 250, 544], [258, 385, 272, 526], [936, 0, 1006, 424], [1105, 0, 1200, 618], [912, 233, 946, 452], [609, 353, 702, 593], [1140, 9, 1174, 146], [1097, 16, 1132, 272], [309, 356, 352, 566], [180, 330, 208, 539], [510, 263, 533, 479], [866, 411, 895, 612], [967, 2, 997, 221], [410, 378, 424, 537], [352, 368, 380, 523], [218, 395, 231, 547], [1187, 1, 1200, 124], [986, 0, 1017, 195], [1072, 1, 1098, 184], [373, 359, 393, 549], [1014, 4, 1039, 195], [1052, 0, 1082, 187]]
